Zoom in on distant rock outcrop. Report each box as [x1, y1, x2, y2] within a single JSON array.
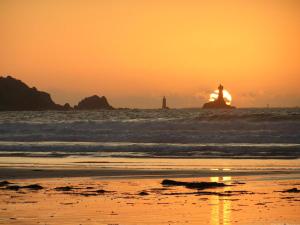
[[203, 84, 236, 109], [0, 76, 69, 110], [74, 95, 113, 110], [62, 103, 72, 110]]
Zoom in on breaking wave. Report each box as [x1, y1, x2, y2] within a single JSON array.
[[0, 108, 299, 158]]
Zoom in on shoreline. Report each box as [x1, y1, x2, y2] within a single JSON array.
[[0, 154, 299, 159], [1, 167, 300, 180]]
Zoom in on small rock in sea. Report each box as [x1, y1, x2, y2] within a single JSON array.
[[139, 191, 149, 196], [74, 95, 114, 110]]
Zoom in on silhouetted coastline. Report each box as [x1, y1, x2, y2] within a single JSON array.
[[0, 76, 114, 111]]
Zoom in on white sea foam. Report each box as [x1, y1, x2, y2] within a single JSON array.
[[0, 108, 299, 158]]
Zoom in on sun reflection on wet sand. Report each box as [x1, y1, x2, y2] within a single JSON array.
[[210, 176, 232, 225], [1, 175, 300, 224]]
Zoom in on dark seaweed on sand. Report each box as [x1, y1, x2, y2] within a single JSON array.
[[161, 179, 228, 190], [5, 184, 43, 191], [0, 181, 13, 187], [278, 188, 300, 193]]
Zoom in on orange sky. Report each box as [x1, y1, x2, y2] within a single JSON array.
[[1, 0, 300, 108]]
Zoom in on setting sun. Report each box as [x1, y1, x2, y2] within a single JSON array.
[[1, 0, 300, 108], [209, 89, 232, 105]]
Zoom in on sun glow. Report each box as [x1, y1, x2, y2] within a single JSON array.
[[209, 89, 232, 105]]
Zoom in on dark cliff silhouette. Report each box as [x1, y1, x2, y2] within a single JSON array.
[[202, 84, 236, 109], [0, 76, 113, 111], [0, 76, 70, 110], [74, 95, 114, 110]]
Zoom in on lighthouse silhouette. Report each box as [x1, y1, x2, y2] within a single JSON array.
[[162, 96, 169, 109], [202, 84, 236, 109]]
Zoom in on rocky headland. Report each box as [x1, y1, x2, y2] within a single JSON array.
[[0, 76, 113, 111]]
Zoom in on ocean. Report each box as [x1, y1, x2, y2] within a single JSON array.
[[0, 108, 299, 159]]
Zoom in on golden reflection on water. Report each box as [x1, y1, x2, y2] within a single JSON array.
[[210, 176, 232, 225]]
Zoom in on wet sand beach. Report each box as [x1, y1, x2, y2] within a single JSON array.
[[1, 174, 300, 225], [1, 157, 300, 225]]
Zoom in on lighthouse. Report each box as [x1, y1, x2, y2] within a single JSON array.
[[217, 84, 224, 101], [202, 84, 236, 109], [162, 96, 169, 109]]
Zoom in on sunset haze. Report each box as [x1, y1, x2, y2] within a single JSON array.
[[1, 0, 300, 108]]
